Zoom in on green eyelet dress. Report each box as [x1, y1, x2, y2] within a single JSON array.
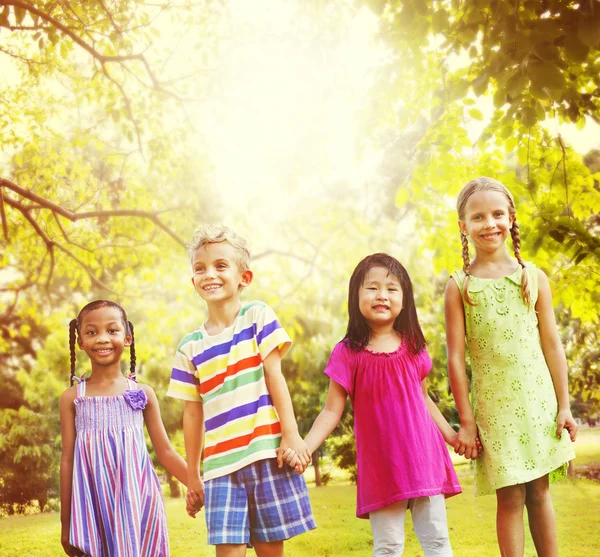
[[452, 264, 575, 496]]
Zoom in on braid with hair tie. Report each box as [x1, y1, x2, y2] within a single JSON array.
[[69, 319, 78, 386], [510, 219, 531, 307], [128, 321, 137, 381], [460, 232, 477, 306]]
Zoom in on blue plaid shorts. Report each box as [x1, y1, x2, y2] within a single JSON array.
[[204, 458, 316, 545]]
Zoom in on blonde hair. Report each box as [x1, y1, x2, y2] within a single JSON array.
[[187, 224, 251, 271], [457, 177, 531, 307]]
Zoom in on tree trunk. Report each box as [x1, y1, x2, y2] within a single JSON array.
[[167, 473, 182, 498], [313, 450, 322, 487]]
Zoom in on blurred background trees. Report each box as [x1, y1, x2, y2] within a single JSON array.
[[1, 0, 598, 511]]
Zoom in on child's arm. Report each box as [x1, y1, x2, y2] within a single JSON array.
[[141, 385, 190, 486], [536, 269, 578, 442], [304, 379, 347, 454], [59, 388, 81, 557], [183, 399, 205, 505], [421, 379, 458, 446], [263, 348, 312, 470], [444, 279, 479, 459]]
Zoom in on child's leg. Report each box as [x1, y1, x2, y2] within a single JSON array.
[[525, 474, 558, 557], [215, 545, 247, 557], [253, 541, 284, 557], [369, 499, 408, 556], [496, 484, 526, 557], [410, 495, 453, 557]]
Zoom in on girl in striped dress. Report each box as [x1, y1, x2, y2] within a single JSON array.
[[59, 300, 199, 557]]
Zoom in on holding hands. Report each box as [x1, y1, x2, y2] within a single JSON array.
[[185, 476, 205, 518], [277, 432, 312, 474], [452, 422, 483, 460]]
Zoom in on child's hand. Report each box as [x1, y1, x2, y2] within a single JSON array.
[[453, 422, 479, 460], [279, 447, 308, 474], [186, 488, 204, 518], [557, 409, 578, 442], [185, 476, 205, 518], [474, 436, 483, 457], [61, 529, 83, 556], [277, 433, 312, 473]]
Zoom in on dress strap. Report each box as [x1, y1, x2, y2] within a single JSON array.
[[127, 378, 138, 390], [77, 380, 86, 397]]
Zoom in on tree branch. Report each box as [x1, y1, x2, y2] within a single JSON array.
[[4, 1, 165, 92], [0, 177, 186, 247]]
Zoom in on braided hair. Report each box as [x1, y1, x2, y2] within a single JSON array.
[[456, 177, 531, 307], [69, 300, 137, 385]]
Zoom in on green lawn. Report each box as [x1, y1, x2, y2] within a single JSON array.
[[1, 428, 599, 557]]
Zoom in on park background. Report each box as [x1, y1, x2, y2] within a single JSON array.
[[0, 0, 599, 555]]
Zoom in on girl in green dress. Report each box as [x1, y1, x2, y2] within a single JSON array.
[[444, 177, 577, 557]]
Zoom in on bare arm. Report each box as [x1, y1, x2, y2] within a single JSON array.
[[421, 379, 457, 446], [183, 400, 205, 501], [141, 385, 189, 485], [263, 348, 312, 469], [444, 278, 478, 458], [536, 269, 577, 441], [305, 379, 347, 454], [59, 388, 80, 557]]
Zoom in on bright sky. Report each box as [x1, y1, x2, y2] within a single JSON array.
[[193, 0, 381, 218]]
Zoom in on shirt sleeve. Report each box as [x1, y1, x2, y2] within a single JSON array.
[[324, 342, 356, 398], [255, 303, 292, 360], [166, 340, 202, 401], [416, 347, 433, 380]]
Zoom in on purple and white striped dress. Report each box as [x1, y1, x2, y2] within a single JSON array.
[[70, 379, 169, 556]]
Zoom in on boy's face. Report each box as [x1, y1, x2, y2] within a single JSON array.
[[191, 242, 252, 304]]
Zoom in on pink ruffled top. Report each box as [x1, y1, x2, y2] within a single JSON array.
[[325, 341, 461, 518]]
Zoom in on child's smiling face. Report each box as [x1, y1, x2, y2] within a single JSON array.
[[77, 306, 131, 368], [358, 265, 404, 328], [459, 190, 515, 254], [191, 242, 252, 303]]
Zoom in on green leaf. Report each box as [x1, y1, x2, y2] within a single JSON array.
[[0, 6, 9, 27], [528, 61, 566, 92], [578, 12, 600, 47], [520, 106, 537, 128], [532, 43, 560, 62], [395, 187, 410, 207], [563, 34, 590, 62], [366, 0, 387, 15], [431, 9, 449, 34], [472, 74, 489, 96], [413, 0, 429, 16], [469, 108, 484, 120], [14, 6, 26, 26], [549, 230, 565, 243]]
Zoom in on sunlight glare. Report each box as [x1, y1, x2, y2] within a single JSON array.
[[199, 0, 380, 219]]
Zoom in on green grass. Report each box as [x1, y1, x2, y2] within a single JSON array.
[[570, 426, 600, 467], [1, 428, 599, 557]]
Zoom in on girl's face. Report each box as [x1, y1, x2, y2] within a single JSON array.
[[459, 190, 514, 254], [77, 306, 131, 369], [358, 266, 404, 329]]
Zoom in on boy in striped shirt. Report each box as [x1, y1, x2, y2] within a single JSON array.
[[167, 224, 316, 555]]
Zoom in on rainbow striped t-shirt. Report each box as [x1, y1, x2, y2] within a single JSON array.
[[166, 301, 292, 481]]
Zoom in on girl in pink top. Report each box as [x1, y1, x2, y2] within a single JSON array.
[[283, 253, 474, 556]]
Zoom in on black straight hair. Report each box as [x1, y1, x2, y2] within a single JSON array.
[[69, 300, 136, 386], [343, 253, 426, 355]]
